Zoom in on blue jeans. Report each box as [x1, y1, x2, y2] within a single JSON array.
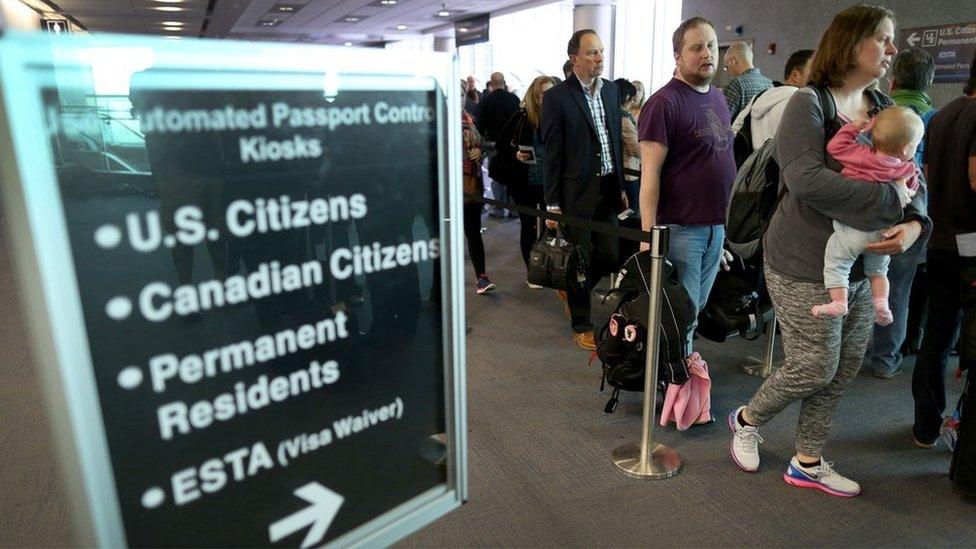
[[866, 251, 920, 375], [665, 224, 725, 355], [623, 179, 640, 218]]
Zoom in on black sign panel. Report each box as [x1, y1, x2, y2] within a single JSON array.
[[41, 74, 448, 546], [41, 18, 69, 34], [455, 14, 489, 47], [898, 22, 976, 83]]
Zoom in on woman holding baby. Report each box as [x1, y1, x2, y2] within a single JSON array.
[[726, 4, 931, 497]]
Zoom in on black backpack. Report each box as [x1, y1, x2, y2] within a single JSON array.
[[725, 85, 893, 262], [696, 254, 773, 343], [595, 252, 696, 413], [950, 369, 976, 497], [950, 260, 976, 496]]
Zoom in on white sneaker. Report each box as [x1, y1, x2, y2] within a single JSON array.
[[728, 405, 763, 472], [526, 280, 544, 290], [783, 457, 861, 497]]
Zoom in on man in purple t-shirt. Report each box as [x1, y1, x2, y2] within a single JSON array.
[[638, 16, 736, 355]]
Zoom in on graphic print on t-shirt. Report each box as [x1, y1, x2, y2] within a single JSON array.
[[696, 104, 732, 150]]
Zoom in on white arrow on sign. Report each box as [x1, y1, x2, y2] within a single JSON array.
[[907, 32, 920, 47], [269, 482, 344, 548]]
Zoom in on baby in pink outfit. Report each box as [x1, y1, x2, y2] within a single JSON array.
[[812, 106, 923, 325]]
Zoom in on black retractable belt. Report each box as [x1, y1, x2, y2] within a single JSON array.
[[468, 194, 652, 243]]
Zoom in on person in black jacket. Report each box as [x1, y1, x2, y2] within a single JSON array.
[[478, 72, 521, 218], [541, 29, 627, 351]]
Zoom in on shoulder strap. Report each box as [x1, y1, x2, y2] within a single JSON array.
[[812, 85, 835, 125], [865, 89, 894, 117]]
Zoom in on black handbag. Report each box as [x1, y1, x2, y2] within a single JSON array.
[[527, 228, 587, 291]]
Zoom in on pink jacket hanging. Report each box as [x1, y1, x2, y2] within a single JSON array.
[[659, 352, 712, 430]]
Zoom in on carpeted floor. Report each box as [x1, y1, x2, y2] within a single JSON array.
[[400, 214, 975, 548], [1, 215, 974, 547]]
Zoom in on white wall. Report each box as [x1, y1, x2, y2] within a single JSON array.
[[0, 0, 40, 31]]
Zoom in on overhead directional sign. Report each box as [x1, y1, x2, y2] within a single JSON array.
[[0, 31, 466, 547], [898, 22, 976, 83]]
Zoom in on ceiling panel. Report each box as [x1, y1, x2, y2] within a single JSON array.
[[32, 0, 558, 45]]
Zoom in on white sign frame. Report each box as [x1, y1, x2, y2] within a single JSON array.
[[0, 30, 467, 547]]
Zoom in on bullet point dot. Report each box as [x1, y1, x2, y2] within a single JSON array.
[[106, 297, 132, 320], [117, 367, 143, 389], [142, 487, 164, 509], [94, 225, 122, 249], [208, 229, 219, 241], [164, 235, 176, 248]]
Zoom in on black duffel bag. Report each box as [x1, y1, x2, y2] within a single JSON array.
[[527, 228, 587, 291], [950, 259, 976, 496]]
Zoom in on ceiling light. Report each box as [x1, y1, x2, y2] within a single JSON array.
[[396, 24, 407, 30], [343, 16, 360, 22], [380, 0, 398, 5], [153, 6, 185, 11], [458, 27, 468, 33], [152, 0, 186, 3], [344, 41, 353, 47], [163, 27, 182, 32], [160, 21, 184, 25], [437, 10, 450, 17]]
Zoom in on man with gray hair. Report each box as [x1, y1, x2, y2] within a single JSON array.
[[867, 48, 938, 379], [478, 71, 520, 217], [722, 41, 772, 120]]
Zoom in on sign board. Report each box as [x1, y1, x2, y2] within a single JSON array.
[[0, 32, 467, 547], [455, 14, 489, 47], [898, 22, 976, 83]]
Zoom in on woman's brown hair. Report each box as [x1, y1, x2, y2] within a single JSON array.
[[524, 75, 557, 130], [808, 4, 895, 88]]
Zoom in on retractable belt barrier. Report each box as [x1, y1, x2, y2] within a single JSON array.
[[467, 194, 652, 242], [465, 192, 683, 479]]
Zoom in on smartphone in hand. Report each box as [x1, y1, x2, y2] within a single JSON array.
[[517, 145, 537, 165]]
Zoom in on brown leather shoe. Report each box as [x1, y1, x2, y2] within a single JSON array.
[[556, 290, 570, 318], [573, 331, 596, 351]]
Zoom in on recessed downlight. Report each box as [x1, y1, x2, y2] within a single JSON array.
[[437, 10, 450, 17], [344, 41, 353, 47], [395, 24, 407, 30], [153, 6, 184, 11], [380, 0, 398, 5]]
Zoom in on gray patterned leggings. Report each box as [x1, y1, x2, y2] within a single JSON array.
[[745, 266, 874, 457]]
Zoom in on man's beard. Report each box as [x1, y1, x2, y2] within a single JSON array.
[[680, 66, 713, 87]]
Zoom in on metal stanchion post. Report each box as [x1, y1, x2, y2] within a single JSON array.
[[611, 226, 682, 480], [759, 315, 778, 378], [737, 313, 780, 377]]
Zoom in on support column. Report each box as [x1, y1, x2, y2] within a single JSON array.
[[573, 2, 614, 77], [433, 36, 454, 53]]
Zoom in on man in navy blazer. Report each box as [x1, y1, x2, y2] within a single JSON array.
[[541, 29, 627, 350]]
